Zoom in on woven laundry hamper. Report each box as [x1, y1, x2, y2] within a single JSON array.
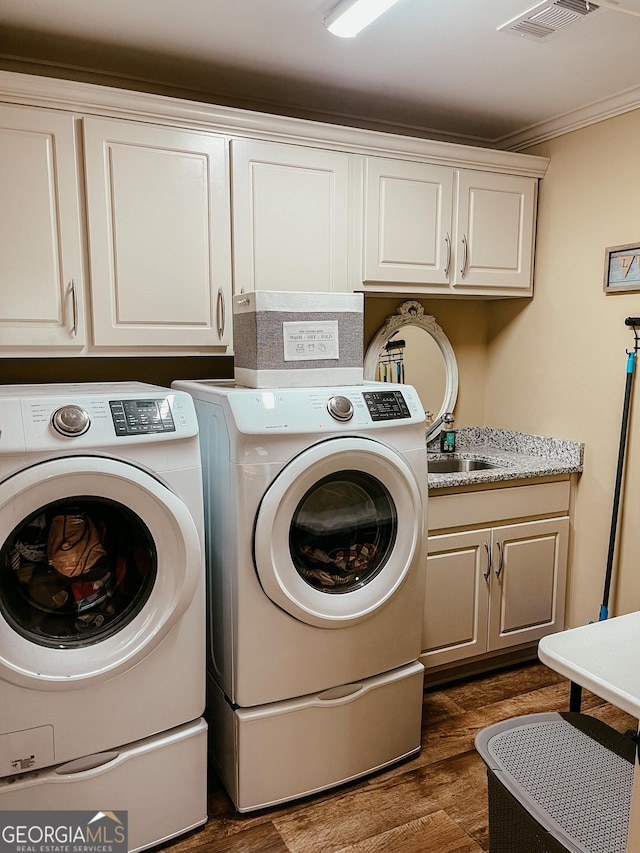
[[475, 712, 635, 853], [232, 291, 364, 388]]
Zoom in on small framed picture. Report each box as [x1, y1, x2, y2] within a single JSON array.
[[604, 243, 640, 293]]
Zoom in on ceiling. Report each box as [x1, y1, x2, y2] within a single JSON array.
[[2, 0, 640, 149]]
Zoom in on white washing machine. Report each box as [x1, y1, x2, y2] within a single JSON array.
[[173, 379, 427, 811], [0, 382, 207, 852]]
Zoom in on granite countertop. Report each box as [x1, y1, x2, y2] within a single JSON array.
[[427, 427, 584, 490]]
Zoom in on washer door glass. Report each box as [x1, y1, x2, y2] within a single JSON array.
[[1, 498, 155, 647], [254, 437, 423, 628], [0, 457, 201, 690], [290, 470, 396, 594]]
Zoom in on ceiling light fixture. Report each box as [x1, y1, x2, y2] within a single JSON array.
[[323, 0, 403, 38]]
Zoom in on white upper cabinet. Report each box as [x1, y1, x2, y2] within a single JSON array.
[[231, 140, 353, 294], [0, 105, 86, 349], [0, 71, 549, 356], [363, 159, 454, 287], [84, 117, 232, 347], [362, 158, 537, 297], [453, 170, 536, 294]]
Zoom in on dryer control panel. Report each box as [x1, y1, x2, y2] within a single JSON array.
[[188, 381, 426, 435], [362, 390, 412, 421]]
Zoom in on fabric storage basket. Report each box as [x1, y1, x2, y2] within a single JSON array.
[[232, 291, 364, 388], [475, 712, 635, 853]]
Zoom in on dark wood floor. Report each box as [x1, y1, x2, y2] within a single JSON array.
[[162, 662, 636, 853]]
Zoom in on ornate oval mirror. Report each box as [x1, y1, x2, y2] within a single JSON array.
[[364, 301, 458, 439]]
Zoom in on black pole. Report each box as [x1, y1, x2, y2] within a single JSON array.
[[600, 345, 636, 620]]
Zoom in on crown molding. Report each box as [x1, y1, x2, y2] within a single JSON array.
[[0, 70, 549, 177], [496, 85, 640, 151]]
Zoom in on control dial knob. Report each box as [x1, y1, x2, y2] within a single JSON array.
[[326, 395, 354, 422], [51, 405, 91, 437]]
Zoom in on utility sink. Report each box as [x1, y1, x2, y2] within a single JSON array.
[[428, 458, 503, 474]]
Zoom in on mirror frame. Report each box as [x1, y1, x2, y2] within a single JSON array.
[[364, 301, 458, 439]]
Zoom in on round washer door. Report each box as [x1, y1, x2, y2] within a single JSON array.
[[0, 456, 201, 690], [254, 437, 423, 628]]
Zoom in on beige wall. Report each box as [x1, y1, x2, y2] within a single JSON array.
[[485, 108, 640, 627]]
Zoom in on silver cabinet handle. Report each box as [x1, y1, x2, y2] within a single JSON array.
[[69, 280, 78, 338], [216, 287, 225, 339], [495, 540, 504, 579], [460, 234, 469, 278], [444, 232, 452, 277], [483, 542, 492, 582]]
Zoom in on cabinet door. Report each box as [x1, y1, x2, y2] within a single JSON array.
[[0, 105, 86, 349], [84, 117, 231, 348], [453, 170, 536, 294], [488, 517, 569, 651], [422, 529, 490, 667], [362, 158, 454, 287], [231, 139, 352, 294]]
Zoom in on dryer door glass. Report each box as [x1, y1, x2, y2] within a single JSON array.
[[289, 471, 397, 593], [254, 436, 423, 628], [0, 497, 156, 648]]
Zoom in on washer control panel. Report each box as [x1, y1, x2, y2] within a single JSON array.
[[0, 383, 199, 453], [362, 389, 412, 421], [109, 398, 176, 436]]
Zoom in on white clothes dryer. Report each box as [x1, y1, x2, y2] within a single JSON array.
[[0, 383, 207, 851], [173, 380, 427, 811]]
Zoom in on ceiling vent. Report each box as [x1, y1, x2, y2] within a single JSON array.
[[498, 0, 604, 40]]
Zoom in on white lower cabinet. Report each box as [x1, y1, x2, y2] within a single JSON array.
[[421, 483, 570, 670]]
